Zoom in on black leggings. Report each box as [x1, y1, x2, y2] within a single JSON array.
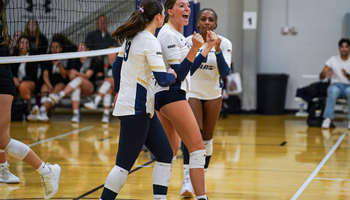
[[115, 113, 173, 171]]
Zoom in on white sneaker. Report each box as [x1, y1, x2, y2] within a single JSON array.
[[84, 101, 96, 110], [49, 93, 62, 104], [0, 163, 20, 183], [101, 113, 109, 123], [322, 118, 331, 129], [71, 113, 80, 123], [180, 174, 193, 197], [37, 110, 50, 122], [27, 105, 39, 122], [40, 163, 61, 199]]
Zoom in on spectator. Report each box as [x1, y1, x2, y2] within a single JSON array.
[[51, 33, 77, 53], [49, 43, 100, 123], [27, 40, 69, 122], [24, 18, 48, 55], [84, 50, 117, 123], [11, 36, 39, 111], [321, 38, 350, 128], [9, 30, 23, 55], [84, 14, 118, 50]]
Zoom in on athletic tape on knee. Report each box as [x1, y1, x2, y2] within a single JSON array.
[[4, 139, 30, 160], [68, 77, 82, 89], [103, 94, 112, 107], [99, 81, 112, 94], [189, 149, 206, 169], [204, 139, 213, 156], [152, 162, 172, 187], [104, 165, 129, 193], [41, 96, 48, 104], [71, 88, 81, 101]]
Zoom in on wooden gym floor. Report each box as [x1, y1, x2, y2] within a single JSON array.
[[1, 114, 350, 200]]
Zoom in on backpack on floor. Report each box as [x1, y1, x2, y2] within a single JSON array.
[[306, 98, 335, 127]]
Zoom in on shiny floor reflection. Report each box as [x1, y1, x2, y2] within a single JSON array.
[[2, 115, 350, 200]]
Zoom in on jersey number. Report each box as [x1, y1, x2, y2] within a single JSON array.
[[123, 40, 131, 61]]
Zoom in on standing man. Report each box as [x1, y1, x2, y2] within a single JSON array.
[[321, 38, 350, 128], [85, 14, 118, 50]]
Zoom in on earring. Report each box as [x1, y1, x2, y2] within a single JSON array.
[[197, 24, 199, 29]]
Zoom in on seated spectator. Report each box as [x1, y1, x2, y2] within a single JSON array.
[[84, 14, 118, 50], [11, 36, 39, 111], [27, 40, 69, 122], [84, 50, 117, 123], [51, 33, 77, 53], [321, 38, 350, 128], [24, 18, 48, 55], [49, 43, 99, 123], [9, 30, 24, 55]]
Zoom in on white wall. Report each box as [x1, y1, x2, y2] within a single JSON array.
[[258, 0, 350, 109], [200, 0, 350, 110], [198, 0, 244, 73]]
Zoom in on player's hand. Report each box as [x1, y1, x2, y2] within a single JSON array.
[[215, 36, 222, 53], [192, 31, 204, 49], [167, 68, 177, 79], [206, 30, 218, 48]]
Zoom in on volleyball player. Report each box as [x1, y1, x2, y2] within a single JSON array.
[[84, 51, 116, 123], [0, 0, 60, 198], [100, 0, 177, 199], [155, 1, 217, 199], [28, 40, 69, 122], [181, 8, 232, 195], [49, 43, 99, 123]]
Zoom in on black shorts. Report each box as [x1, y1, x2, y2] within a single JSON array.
[[0, 67, 16, 96], [155, 90, 187, 111], [51, 78, 68, 87]]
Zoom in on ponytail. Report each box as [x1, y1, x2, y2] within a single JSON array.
[[112, 11, 148, 44], [112, 0, 163, 44]]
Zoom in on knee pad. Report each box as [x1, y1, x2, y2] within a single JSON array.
[[204, 139, 213, 156], [189, 149, 206, 169], [104, 165, 129, 193], [99, 81, 112, 94], [71, 88, 81, 101], [41, 96, 48, 104], [68, 77, 82, 89], [4, 139, 30, 160], [152, 162, 171, 187], [103, 94, 112, 107]]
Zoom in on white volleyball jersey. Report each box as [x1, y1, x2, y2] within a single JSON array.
[[112, 31, 168, 118], [186, 35, 232, 100], [156, 24, 190, 94]]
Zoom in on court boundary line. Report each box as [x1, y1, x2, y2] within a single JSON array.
[[73, 159, 156, 200], [290, 132, 347, 200], [28, 126, 94, 147]]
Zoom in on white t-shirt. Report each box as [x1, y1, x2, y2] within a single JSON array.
[[325, 55, 350, 84], [156, 24, 190, 94], [112, 31, 168, 118], [186, 35, 232, 100]]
